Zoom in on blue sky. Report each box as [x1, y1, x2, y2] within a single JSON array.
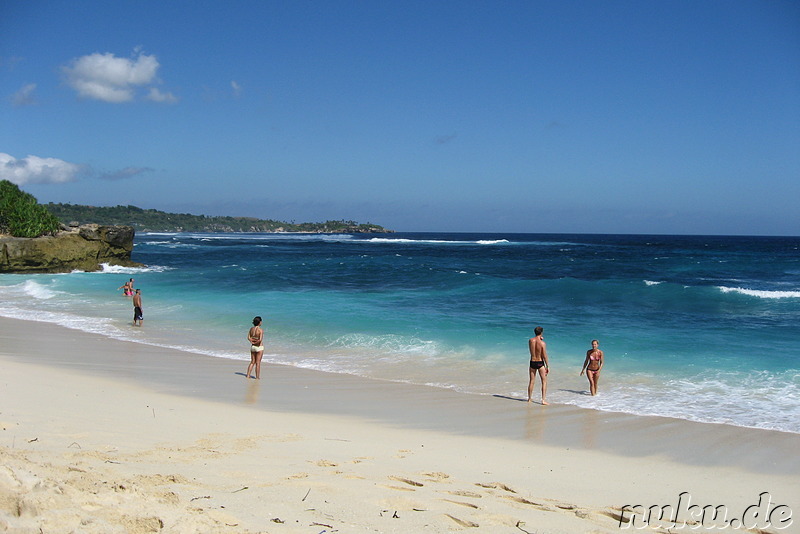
[[1, 1, 798, 234]]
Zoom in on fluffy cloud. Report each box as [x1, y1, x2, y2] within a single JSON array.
[[12, 83, 37, 107], [146, 87, 178, 103], [0, 153, 152, 184], [61, 50, 176, 103], [0, 153, 84, 185]]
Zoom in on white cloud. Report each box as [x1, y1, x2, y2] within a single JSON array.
[[146, 87, 178, 103], [61, 50, 175, 103], [231, 80, 242, 97], [0, 153, 84, 185], [12, 83, 37, 106]]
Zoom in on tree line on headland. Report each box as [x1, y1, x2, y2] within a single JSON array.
[[45, 202, 390, 234], [0, 180, 390, 237]]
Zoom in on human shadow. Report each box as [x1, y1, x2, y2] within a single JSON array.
[[559, 388, 591, 396], [492, 394, 528, 403]]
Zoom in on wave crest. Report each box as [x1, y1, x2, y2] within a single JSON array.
[[718, 286, 800, 299]]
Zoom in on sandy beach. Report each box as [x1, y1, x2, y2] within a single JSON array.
[[1, 316, 797, 533]]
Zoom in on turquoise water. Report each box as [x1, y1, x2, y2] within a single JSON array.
[[1, 232, 798, 432]]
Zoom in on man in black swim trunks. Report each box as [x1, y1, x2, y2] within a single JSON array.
[[133, 289, 143, 327], [527, 326, 549, 404]]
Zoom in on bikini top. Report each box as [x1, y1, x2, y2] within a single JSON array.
[[589, 350, 601, 361], [250, 327, 262, 342]]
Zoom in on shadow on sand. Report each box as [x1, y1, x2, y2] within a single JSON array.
[[558, 388, 591, 396], [492, 394, 528, 403]]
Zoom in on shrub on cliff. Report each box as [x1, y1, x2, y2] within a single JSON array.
[[0, 180, 61, 237]]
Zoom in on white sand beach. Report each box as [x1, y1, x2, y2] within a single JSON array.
[[1, 316, 797, 533]]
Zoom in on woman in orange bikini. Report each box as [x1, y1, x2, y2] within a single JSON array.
[[580, 339, 604, 396]]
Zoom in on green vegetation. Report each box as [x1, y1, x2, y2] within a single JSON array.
[[45, 202, 390, 234], [0, 180, 61, 237]]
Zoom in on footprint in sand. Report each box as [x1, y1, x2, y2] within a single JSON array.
[[314, 459, 338, 468], [445, 514, 479, 528], [598, 508, 630, 526], [446, 490, 482, 499], [421, 471, 450, 482], [475, 481, 516, 493], [600, 506, 670, 526], [380, 484, 417, 492], [442, 498, 479, 509], [388, 476, 423, 487], [501, 494, 551, 511]]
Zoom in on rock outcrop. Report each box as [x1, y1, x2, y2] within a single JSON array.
[[0, 224, 141, 273]]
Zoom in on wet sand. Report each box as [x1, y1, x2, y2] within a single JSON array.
[[1, 316, 797, 532]]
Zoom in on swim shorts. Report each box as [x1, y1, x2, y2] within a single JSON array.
[[134, 307, 143, 320], [530, 360, 545, 370]]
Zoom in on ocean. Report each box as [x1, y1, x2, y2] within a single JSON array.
[[1, 232, 798, 433]]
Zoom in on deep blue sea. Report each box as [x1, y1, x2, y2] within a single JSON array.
[[2, 232, 799, 433]]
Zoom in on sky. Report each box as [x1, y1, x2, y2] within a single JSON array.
[[1, 1, 798, 235]]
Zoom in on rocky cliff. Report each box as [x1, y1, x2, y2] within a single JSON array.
[[0, 224, 141, 273]]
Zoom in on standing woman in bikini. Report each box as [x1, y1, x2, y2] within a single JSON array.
[[580, 339, 604, 396], [246, 316, 264, 379], [118, 278, 134, 297]]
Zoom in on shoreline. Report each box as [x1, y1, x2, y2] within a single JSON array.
[[1, 316, 798, 474], [2, 315, 798, 531]]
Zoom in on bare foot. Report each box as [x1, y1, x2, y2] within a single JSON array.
[[542, 400, 549, 405]]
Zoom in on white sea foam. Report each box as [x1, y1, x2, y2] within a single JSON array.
[[140, 241, 202, 249], [0, 299, 245, 363], [558, 370, 800, 433], [718, 286, 800, 299], [98, 263, 173, 273], [325, 332, 441, 357], [0, 304, 117, 336], [364, 237, 587, 247], [644, 280, 663, 286], [366, 238, 514, 246], [170, 233, 355, 243], [21, 280, 58, 299]]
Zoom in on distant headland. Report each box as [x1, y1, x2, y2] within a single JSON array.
[[1, 179, 391, 272], [45, 203, 393, 234]]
